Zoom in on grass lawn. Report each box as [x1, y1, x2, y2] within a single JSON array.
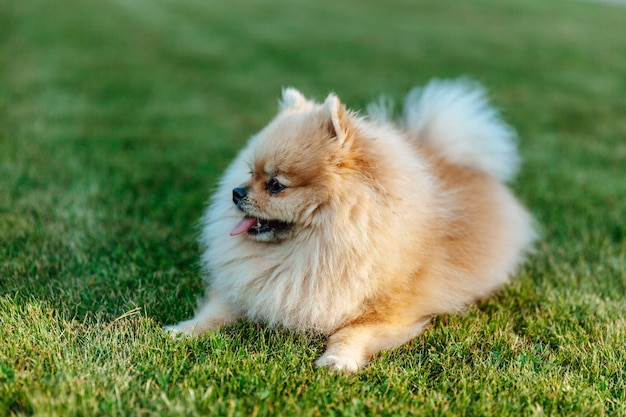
[[1, 0, 625, 415]]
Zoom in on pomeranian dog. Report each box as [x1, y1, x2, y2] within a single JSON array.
[[166, 79, 536, 372]]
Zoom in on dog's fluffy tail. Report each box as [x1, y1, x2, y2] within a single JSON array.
[[369, 79, 519, 182], [404, 79, 519, 182]]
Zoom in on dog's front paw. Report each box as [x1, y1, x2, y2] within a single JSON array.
[[164, 322, 196, 339], [315, 354, 361, 373]]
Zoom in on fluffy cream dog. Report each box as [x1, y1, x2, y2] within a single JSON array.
[[166, 79, 536, 372]]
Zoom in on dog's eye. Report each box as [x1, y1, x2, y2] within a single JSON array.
[[267, 178, 285, 194]]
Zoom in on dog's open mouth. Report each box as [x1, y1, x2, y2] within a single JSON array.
[[230, 216, 291, 236]]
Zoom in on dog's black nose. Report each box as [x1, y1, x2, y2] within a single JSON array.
[[232, 186, 248, 205]]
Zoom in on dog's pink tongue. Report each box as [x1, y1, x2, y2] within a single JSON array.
[[230, 216, 257, 236]]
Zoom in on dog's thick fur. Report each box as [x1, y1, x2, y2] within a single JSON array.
[[166, 79, 536, 372]]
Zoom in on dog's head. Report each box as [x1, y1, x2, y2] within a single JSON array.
[[229, 88, 357, 242]]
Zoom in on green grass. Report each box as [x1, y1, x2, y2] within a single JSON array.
[[1, 0, 625, 415]]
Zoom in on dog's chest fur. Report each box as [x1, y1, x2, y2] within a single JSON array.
[[205, 239, 374, 334]]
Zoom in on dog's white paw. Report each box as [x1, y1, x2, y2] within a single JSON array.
[[164, 323, 195, 339], [315, 354, 361, 373]]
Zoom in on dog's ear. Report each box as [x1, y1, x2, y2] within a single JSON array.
[[323, 93, 351, 147], [279, 87, 307, 110]]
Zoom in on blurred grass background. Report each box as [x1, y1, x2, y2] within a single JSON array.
[[1, 0, 625, 415]]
